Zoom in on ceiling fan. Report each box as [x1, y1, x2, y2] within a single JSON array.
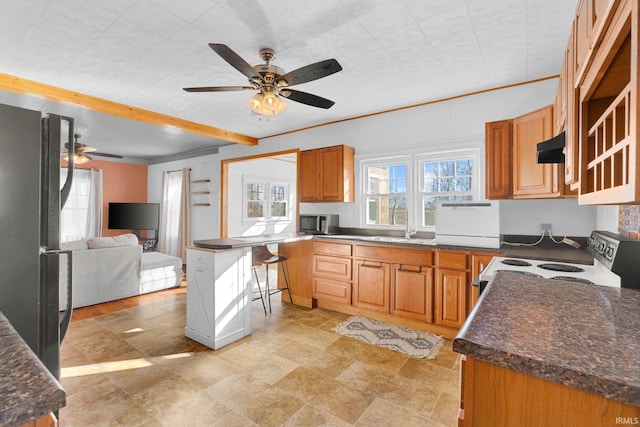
[[63, 134, 123, 164], [183, 43, 342, 115]]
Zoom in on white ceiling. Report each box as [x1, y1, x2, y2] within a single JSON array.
[[0, 0, 577, 162]]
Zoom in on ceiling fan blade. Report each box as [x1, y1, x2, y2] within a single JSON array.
[[281, 89, 335, 109], [76, 145, 97, 153], [208, 43, 260, 81], [277, 59, 342, 87], [91, 152, 123, 159], [183, 86, 253, 92]]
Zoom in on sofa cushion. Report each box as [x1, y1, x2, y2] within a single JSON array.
[[61, 240, 89, 251], [87, 233, 139, 249]]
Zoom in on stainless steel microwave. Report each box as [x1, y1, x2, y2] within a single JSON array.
[[299, 214, 339, 234]]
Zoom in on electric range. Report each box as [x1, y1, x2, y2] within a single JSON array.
[[476, 231, 640, 294]]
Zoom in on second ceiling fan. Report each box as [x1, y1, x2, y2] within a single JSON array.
[[183, 43, 342, 115]]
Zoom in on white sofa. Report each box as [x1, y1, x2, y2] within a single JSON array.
[[59, 234, 183, 309]]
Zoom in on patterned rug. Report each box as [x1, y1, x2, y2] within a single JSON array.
[[332, 316, 444, 359]]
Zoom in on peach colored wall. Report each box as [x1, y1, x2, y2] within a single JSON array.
[[63, 159, 148, 237]]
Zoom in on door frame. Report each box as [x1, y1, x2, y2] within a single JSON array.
[[220, 149, 300, 238]]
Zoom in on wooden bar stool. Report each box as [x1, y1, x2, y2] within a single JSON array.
[[251, 245, 293, 313]]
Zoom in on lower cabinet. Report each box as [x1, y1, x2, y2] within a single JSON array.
[[19, 413, 57, 427], [185, 248, 252, 350], [312, 241, 353, 305], [353, 260, 390, 312], [391, 264, 434, 323], [435, 268, 467, 328], [468, 252, 500, 313]]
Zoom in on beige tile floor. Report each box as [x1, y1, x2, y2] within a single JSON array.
[[59, 293, 460, 427]]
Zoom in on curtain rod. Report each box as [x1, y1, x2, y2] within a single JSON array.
[[167, 168, 192, 173]]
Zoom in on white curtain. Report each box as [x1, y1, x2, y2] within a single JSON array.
[[159, 168, 191, 260], [60, 168, 103, 242]]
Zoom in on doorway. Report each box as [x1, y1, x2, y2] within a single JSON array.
[[220, 149, 299, 238]]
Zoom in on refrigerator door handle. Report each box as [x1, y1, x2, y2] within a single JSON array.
[[59, 249, 73, 341], [41, 248, 74, 341]]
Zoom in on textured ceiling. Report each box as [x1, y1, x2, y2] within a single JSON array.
[[0, 0, 576, 161]]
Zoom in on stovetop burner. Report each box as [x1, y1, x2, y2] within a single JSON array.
[[500, 259, 532, 267], [538, 263, 585, 273], [495, 269, 542, 277], [551, 276, 594, 284]]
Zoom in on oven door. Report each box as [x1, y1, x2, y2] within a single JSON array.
[[299, 215, 319, 233]]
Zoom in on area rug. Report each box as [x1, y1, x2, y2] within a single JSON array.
[[332, 316, 444, 359]]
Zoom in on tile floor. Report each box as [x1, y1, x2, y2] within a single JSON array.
[[59, 293, 460, 426]]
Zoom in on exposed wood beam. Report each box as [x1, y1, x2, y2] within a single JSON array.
[[0, 72, 258, 146]]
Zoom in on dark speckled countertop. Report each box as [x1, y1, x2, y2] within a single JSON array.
[[0, 312, 65, 426], [453, 274, 640, 406]]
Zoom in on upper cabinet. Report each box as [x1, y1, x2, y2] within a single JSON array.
[[299, 145, 355, 203], [485, 106, 572, 199], [513, 105, 562, 198], [577, 0, 640, 204]]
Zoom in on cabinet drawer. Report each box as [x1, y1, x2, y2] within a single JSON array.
[[313, 277, 351, 304], [354, 244, 433, 265], [313, 254, 352, 280], [313, 241, 352, 256], [436, 250, 469, 270], [187, 249, 215, 266]]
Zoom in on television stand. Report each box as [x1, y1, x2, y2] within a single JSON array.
[[132, 229, 158, 252]]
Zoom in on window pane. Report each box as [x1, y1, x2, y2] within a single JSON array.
[[365, 196, 407, 225], [367, 164, 407, 194], [246, 183, 265, 201], [271, 201, 286, 217], [247, 201, 264, 218], [423, 159, 473, 193], [271, 185, 285, 201]]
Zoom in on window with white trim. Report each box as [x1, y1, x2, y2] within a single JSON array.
[[243, 177, 291, 221], [363, 159, 410, 226], [360, 149, 480, 231]]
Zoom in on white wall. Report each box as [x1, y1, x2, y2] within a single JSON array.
[[149, 78, 620, 239], [227, 156, 297, 237], [147, 154, 220, 242]]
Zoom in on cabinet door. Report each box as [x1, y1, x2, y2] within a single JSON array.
[[298, 149, 320, 202], [512, 105, 560, 198], [186, 263, 214, 338], [469, 253, 499, 313], [353, 260, 390, 313], [391, 264, 433, 322], [485, 120, 513, 199], [435, 268, 467, 328], [320, 146, 344, 201], [313, 277, 351, 305], [564, 29, 580, 187]]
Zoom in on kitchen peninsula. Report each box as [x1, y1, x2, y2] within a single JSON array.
[[453, 273, 640, 426]]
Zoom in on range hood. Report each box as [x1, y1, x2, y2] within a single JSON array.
[[536, 131, 565, 163]]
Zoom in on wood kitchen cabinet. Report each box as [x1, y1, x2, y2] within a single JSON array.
[[311, 240, 353, 306], [459, 356, 640, 426], [19, 413, 57, 427], [485, 120, 512, 199], [391, 264, 434, 322], [353, 259, 390, 313], [512, 105, 563, 198], [435, 250, 468, 329], [577, 0, 640, 204], [468, 252, 500, 313], [278, 240, 314, 308], [298, 145, 355, 202]]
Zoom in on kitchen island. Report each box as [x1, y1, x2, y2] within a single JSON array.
[[0, 311, 65, 427], [453, 273, 640, 426]]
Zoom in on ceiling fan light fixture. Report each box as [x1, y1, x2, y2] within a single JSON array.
[[63, 153, 91, 164], [246, 90, 287, 115]]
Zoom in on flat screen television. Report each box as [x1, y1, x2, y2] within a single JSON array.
[[108, 202, 160, 231]]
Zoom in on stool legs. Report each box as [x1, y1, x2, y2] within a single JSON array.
[[263, 262, 293, 313], [252, 267, 267, 314]]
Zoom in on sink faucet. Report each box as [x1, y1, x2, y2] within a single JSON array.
[[394, 202, 417, 239]]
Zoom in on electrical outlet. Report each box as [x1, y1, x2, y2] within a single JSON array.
[[541, 223, 552, 234]]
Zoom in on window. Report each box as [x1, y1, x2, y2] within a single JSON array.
[[60, 168, 103, 242], [360, 149, 480, 231], [364, 161, 409, 226], [243, 177, 291, 221], [420, 158, 474, 227]]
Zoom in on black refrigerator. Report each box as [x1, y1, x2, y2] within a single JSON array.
[[0, 102, 75, 380]]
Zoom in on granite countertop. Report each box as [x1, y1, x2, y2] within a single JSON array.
[[0, 312, 66, 426], [453, 274, 640, 406], [192, 233, 313, 249]]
